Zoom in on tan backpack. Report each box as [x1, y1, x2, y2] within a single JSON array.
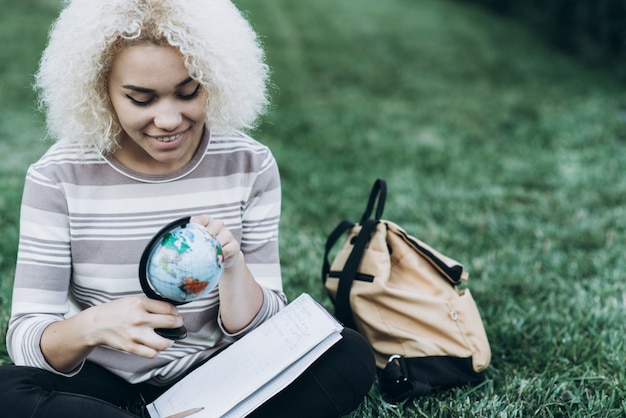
[[323, 179, 491, 402]]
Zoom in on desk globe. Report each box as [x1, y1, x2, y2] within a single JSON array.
[[139, 216, 224, 339]]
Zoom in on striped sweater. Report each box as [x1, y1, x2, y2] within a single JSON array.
[[7, 129, 286, 385]]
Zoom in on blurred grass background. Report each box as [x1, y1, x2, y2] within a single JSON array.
[[1, 0, 625, 416]]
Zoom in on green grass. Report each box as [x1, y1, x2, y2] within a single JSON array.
[[2, 0, 626, 416]]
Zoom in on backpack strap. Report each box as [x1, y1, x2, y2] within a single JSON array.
[[379, 356, 432, 403], [393, 226, 467, 286], [359, 178, 386, 223], [322, 178, 387, 284], [333, 218, 379, 329], [322, 179, 387, 329], [321, 220, 355, 284]]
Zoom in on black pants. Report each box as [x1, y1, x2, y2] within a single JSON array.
[[0, 328, 375, 418]]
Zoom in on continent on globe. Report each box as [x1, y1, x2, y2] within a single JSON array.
[[179, 277, 209, 296]]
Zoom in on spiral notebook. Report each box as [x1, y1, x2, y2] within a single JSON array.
[[146, 293, 343, 418]]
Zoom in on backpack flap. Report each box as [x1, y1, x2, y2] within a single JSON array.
[[381, 221, 491, 372]]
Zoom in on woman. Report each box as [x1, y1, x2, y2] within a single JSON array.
[[0, 0, 375, 416]]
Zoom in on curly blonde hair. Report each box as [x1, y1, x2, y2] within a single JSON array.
[[35, 0, 270, 153]]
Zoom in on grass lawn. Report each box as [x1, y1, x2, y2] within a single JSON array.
[[1, 0, 625, 416]]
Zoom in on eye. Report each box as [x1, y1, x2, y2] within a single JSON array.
[[178, 84, 202, 101], [126, 95, 154, 106]]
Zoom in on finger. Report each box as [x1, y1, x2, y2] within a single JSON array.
[[142, 297, 179, 316], [126, 330, 174, 358], [205, 218, 225, 238], [190, 214, 212, 227], [149, 313, 185, 330], [213, 227, 231, 247], [219, 238, 237, 258], [101, 321, 174, 358]]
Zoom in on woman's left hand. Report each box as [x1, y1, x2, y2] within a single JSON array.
[[190, 214, 241, 269], [189, 214, 263, 333]]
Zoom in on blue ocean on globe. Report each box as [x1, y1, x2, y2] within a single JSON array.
[[146, 223, 224, 303]]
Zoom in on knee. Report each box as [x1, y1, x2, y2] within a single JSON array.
[[336, 328, 377, 391], [0, 364, 41, 391], [0, 365, 48, 416]]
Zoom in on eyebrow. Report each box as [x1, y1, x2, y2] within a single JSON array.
[[122, 77, 195, 93]]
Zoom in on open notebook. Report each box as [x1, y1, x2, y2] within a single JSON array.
[[146, 293, 343, 418]]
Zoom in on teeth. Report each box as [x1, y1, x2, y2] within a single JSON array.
[[154, 133, 182, 142]]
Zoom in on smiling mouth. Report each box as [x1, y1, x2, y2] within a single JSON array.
[[150, 132, 184, 143]]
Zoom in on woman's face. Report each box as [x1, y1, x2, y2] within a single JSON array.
[[108, 45, 208, 174]]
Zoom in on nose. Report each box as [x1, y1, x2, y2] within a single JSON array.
[[153, 100, 183, 131]]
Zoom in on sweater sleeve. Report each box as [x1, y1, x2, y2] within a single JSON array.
[[7, 165, 80, 375], [218, 146, 287, 337]]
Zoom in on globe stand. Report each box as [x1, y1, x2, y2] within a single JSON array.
[[139, 216, 193, 341], [154, 325, 188, 340]]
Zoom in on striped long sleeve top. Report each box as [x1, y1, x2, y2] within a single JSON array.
[[7, 129, 286, 385]]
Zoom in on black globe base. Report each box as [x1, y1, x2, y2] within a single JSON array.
[[155, 326, 188, 340]]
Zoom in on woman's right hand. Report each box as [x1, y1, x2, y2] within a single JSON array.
[[82, 296, 183, 357], [40, 296, 183, 373]]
